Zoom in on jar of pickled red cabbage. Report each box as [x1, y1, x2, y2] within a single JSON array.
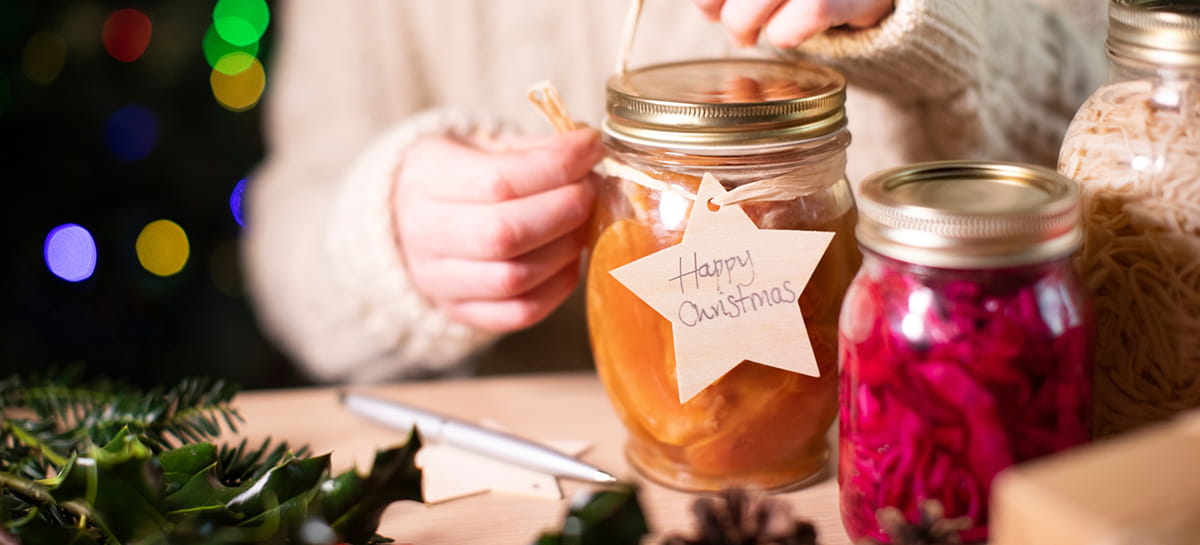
[[587, 58, 860, 492], [839, 161, 1093, 543]]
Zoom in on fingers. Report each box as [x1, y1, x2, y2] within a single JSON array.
[[407, 128, 603, 203], [696, 0, 895, 50], [718, 0, 788, 47], [394, 126, 601, 332], [487, 129, 603, 200], [407, 231, 584, 301], [691, 0, 726, 21], [403, 175, 595, 260], [761, 0, 831, 49], [763, 0, 893, 47], [439, 258, 582, 333]]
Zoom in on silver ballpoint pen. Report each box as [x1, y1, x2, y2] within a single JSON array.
[[340, 391, 618, 484]]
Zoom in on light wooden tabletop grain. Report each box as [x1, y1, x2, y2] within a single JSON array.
[[233, 372, 852, 545]]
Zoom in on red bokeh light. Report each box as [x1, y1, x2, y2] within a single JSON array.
[[102, 9, 152, 63]]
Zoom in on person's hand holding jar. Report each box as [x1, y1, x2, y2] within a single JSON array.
[[394, 128, 604, 332], [690, 0, 895, 48]]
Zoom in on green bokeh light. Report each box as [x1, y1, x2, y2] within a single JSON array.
[[212, 0, 269, 47], [213, 51, 256, 77], [203, 25, 259, 74]]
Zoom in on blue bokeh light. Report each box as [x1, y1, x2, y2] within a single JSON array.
[[44, 223, 98, 282], [104, 104, 158, 162], [230, 178, 247, 226]]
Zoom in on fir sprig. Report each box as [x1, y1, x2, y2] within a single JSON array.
[[0, 370, 241, 454], [1, 372, 423, 545], [217, 437, 310, 487]]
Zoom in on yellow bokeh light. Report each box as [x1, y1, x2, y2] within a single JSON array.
[[136, 219, 190, 277], [22, 32, 67, 85], [210, 54, 265, 111]]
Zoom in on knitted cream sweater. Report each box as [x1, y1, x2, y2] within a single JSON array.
[[244, 0, 1107, 383]]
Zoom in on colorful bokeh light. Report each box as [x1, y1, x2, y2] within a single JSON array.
[[44, 224, 98, 282], [213, 0, 269, 47], [21, 32, 67, 85], [102, 8, 153, 63], [104, 104, 159, 162], [136, 220, 190, 277], [214, 51, 257, 77], [210, 56, 265, 111], [229, 178, 247, 226], [203, 25, 259, 74]]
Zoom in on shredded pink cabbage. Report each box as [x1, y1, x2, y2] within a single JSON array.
[[838, 254, 1092, 543]]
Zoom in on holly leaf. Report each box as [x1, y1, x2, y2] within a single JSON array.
[[163, 459, 234, 518], [2, 374, 428, 545], [227, 454, 330, 542], [533, 484, 647, 545], [159, 443, 219, 496], [327, 432, 423, 544], [48, 427, 171, 545], [320, 470, 365, 524]]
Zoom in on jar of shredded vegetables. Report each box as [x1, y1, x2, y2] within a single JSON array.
[[839, 161, 1093, 544], [587, 58, 860, 492], [1058, 0, 1200, 437]]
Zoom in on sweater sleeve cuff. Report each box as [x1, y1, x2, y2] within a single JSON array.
[[320, 108, 506, 382], [790, 0, 982, 100]]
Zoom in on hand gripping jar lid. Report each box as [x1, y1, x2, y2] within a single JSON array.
[[1107, 0, 1200, 67], [855, 161, 1083, 269], [603, 58, 846, 152]]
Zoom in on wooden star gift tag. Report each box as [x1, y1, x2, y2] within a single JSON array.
[[610, 173, 835, 403], [416, 419, 592, 503]]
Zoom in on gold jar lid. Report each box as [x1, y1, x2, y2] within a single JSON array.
[[1108, 0, 1200, 67], [855, 161, 1082, 269], [603, 58, 846, 152]]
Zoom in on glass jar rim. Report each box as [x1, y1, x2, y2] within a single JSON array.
[[855, 161, 1082, 269], [1107, 0, 1200, 67], [604, 58, 847, 150]]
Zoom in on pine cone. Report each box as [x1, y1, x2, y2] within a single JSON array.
[[857, 500, 974, 545], [661, 488, 819, 545]]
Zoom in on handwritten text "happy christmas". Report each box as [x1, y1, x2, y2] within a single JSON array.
[[667, 250, 797, 327]]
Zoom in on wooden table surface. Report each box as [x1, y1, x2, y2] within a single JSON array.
[[233, 371, 852, 545]]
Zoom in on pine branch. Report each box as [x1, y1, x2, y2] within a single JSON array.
[[217, 437, 310, 486], [3, 372, 425, 545], [1, 373, 242, 453]]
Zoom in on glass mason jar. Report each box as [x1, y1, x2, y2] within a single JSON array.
[[1058, 0, 1200, 437], [586, 58, 861, 492], [838, 162, 1093, 544]]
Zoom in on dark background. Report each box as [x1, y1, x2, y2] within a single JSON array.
[[1, 1, 309, 390]]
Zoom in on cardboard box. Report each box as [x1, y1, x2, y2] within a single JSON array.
[[991, 410, 1200, 545]]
